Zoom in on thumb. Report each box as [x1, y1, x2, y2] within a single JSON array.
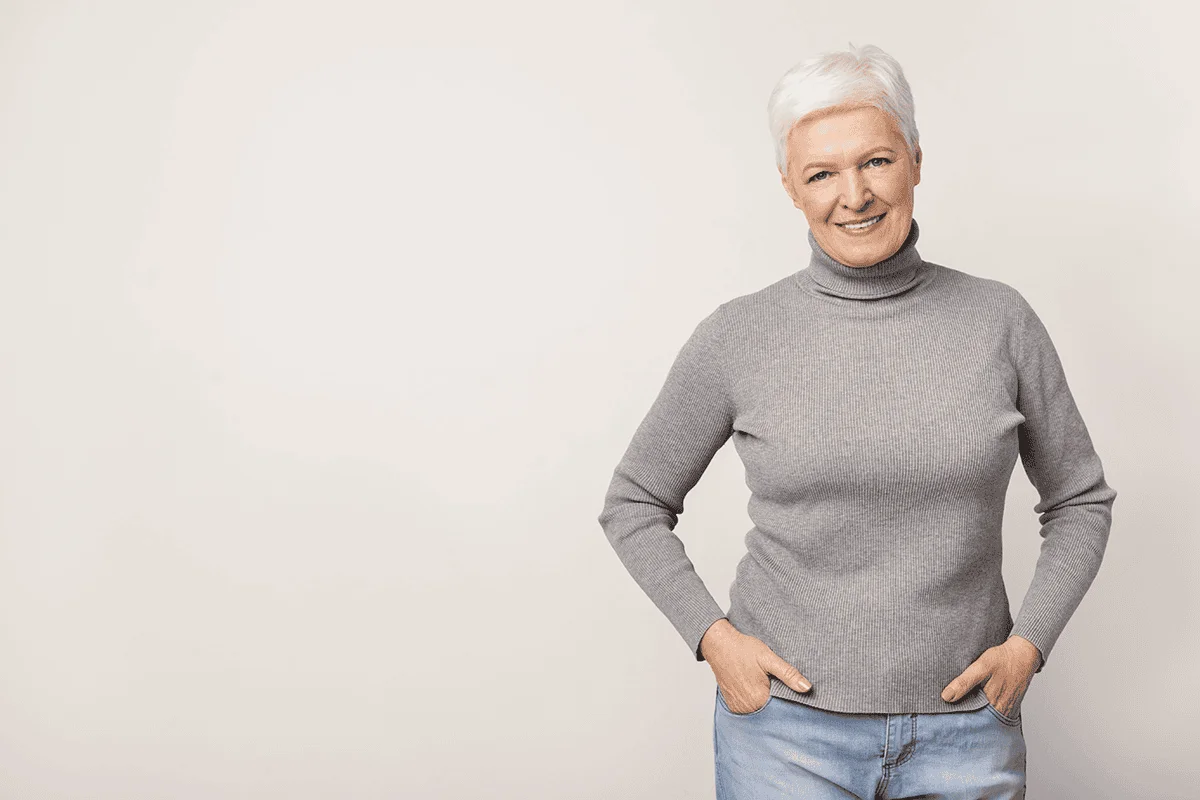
[[942, 657, 988, 702], [761, 649, 812, 693]]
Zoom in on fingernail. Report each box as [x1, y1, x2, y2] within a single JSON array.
[[799, 682, 811, 692]]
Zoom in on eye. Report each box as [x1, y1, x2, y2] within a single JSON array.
[[807, 157, 892, 184]]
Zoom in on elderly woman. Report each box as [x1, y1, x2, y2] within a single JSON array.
[[597, 43, 1116, 799]]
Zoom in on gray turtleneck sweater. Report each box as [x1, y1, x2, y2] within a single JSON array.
[[596, 218, 1117, 714]]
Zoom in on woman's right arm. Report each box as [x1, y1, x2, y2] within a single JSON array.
[[596, 305, 734, 662]]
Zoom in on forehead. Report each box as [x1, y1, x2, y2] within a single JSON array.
[[788, 104, 904, 153]]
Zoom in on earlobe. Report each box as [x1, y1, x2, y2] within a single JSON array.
[[779, 171, 796, 205]]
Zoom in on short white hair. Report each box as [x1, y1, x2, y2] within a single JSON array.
[[767, 42, 920, 176]]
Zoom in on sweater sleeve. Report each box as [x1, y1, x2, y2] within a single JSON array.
[[1006, 292, 1117, 673], [597, 306, 735, 662]]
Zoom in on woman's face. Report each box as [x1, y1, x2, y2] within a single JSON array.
[[779, 103, 922, 268]]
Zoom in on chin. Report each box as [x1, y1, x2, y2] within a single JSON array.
[[830, 238, 888, 266], [827, 215, 904, 265]]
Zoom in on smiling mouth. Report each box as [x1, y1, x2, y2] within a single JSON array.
[[836, 212, 886, 230]]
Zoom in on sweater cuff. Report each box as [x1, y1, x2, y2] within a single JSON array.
[[689, 611, 730, 662], [1008, 622, 1052, 673], [1007, 632, 1047, 674]]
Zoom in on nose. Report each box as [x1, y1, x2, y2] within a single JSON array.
[[839, 173, 874, 214]]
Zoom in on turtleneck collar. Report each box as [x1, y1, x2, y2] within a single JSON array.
[[799, 217, 927, 300]]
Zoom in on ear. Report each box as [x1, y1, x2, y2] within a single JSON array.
[[912, 146, 923, 187], [779, 168, 801, 208]]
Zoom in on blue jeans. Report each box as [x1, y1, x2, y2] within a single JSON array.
[[714, 686, 1026, 799]]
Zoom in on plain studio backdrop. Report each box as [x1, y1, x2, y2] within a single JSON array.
[[0, 1, 1196, 798]]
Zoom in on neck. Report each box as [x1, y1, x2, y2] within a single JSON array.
[[804, 218, 925, 300]]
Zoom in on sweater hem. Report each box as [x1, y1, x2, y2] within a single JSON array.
[[761, 675, 993, 716]]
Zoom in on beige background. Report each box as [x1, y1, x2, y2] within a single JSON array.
[[0, 1, 1196, 797]]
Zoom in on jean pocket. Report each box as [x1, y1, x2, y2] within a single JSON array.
[[716, 685, 773, 717], [984, 698, 1022, 727]]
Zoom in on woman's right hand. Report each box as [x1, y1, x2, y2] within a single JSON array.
[[700, 619, 812, 714]]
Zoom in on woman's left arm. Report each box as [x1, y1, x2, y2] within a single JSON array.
[[1004, 290, 1119, 674], [942, 290, 1117, 710]]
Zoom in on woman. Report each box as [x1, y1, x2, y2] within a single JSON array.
[[596, 43, 1116, 798]]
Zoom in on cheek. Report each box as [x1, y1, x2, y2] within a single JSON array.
[[800, 184, 839, 211], [875, 172, 916, 203]]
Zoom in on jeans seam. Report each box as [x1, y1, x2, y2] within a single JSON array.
[[714, 688, 726, 799], [985, 701, 1022, 727], [878, 714, 894, 795], [717, 686, 772, 718], [892, 714, 918, 768]]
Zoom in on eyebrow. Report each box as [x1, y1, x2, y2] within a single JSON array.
[[803, 147, 898, 173]]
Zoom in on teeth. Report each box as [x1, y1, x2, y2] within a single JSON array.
[[842, 214, 883, 230]]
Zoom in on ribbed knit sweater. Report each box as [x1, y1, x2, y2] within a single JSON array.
[[597, 218, 1117, 714]]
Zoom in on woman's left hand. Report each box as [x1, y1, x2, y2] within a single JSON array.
[[940, 635, 1043, 718]]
